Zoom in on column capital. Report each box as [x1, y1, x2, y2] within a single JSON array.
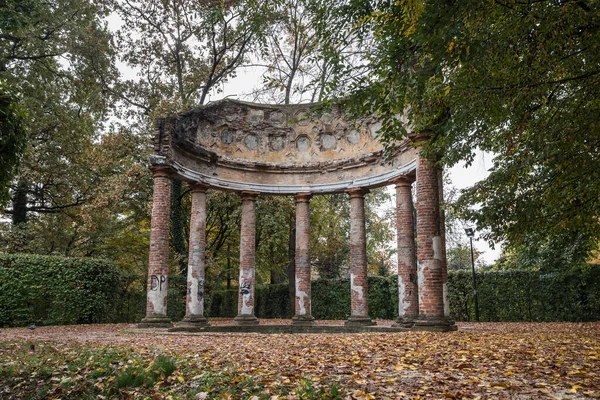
[[190, 182, 209, 193], [150, 165, 174, 178], [240, 191, 259, 201], [295, 192, 312, 203], [347, 188, 369, 199], [392, 175, 416, 187]]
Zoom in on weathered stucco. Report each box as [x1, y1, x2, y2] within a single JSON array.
[[154, 99, 417, 194], [140, 100, 455, 332]]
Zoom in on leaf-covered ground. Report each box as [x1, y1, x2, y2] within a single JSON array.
[[1, 321, 599, 399]]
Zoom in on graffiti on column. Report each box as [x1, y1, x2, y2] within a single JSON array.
[[150, 275, 166, 291], [191, 248, 203, 264], [148, 274, 167, 315], [197, 277, 205, 299], [240, 279, 251, 295], [240, 277, 253, 314], [295, 276, 308, 315], [299, 255, 309, 271]]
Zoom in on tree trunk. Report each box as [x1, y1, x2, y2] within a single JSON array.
[[11, 180, 28, 225], [226, 243, 232, 289], [287, 211, 296, 310], [171, 179, 187, 274]]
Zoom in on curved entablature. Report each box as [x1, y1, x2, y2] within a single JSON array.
[[152, 99, 417, 194]]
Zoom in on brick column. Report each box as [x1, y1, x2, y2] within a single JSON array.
[[392, 175, 418, 327], [139, 166, 174, 328], [292, 193, 314, 325], [345, 189, 374, 326], [234, 191, 259, 325], [181, 183, 209, 327], [411, 133, 456, 331]]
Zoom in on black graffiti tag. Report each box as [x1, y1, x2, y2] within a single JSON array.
[[197, 278, 205, 299], [240, 279, 251, 296], [150, 275, 166, 291]]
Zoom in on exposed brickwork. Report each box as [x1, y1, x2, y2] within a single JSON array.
[[234, 191, 259, 325], [182, 183, 209, 325], [293, 193, 314, 325], [147, 100, 458, 332], [412, 134, 444, 319], [144, 166, 173, 321], [394, 176, 418, 324], [346, 189, 373, 326]]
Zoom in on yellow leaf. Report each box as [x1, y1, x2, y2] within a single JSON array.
[[177, 376, 184, 383], [570, 385, 583, 393]]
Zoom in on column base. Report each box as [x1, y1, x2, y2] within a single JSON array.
[[138, 315, 173, 329], [392, 315, 418, 328], [178, 315, 209, 327], [345, 316, 375, 327], [233, 314, 259, 326], [292, 315, 315, 326], [411, 316, 457, 332]]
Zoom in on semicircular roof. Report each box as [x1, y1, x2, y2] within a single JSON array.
[[151, 99, 416, 194]]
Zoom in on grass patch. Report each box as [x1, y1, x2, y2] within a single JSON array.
[[297, 379, 344, 399], [0, 341, 346, 399], [115, 355, 177, 388]]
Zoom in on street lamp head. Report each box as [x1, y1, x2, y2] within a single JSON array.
[[465, 228, 475, 237]]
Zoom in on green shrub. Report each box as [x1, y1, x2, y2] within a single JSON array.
[[206, 266, 600, 322], [0, 253, 120, 327], [447, 266, 600, 322], [208, 276, 400, 320]]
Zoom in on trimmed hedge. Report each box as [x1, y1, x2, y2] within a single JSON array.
[[448, 268, 600, 322], [2, 252, 598, 326], [0, 253, 120, 327], [208, 267, 600, 322], [208, 276, 400, 320]]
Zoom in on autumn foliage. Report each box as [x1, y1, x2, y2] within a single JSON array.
[[1, 322, 599, 399]]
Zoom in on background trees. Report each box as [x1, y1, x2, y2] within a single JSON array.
[[0, 0, 398, 297], [321, 0, 600, 270], [0, 0, 120, 254], [107, 0, 274, 273], [7, 0, 596, 304], [0, 82, 25, 206]]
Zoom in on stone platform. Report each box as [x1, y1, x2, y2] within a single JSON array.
[[168, 324, 411, 334]]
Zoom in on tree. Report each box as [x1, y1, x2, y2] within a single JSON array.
[[250, 0, 325, 104], [108, 0, 273, 272], [205, 190, 241, 289], [321, 0, 600, 267], [1, 0, 118, 225], [310, 189, 394, 279], [255, 196, 294, 284], [0, 82, 26, 206], [0, 129, 153, 261], [108, 0, 272, 116]]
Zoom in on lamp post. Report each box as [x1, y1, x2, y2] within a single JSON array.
[[465, 228, 480, 322]]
